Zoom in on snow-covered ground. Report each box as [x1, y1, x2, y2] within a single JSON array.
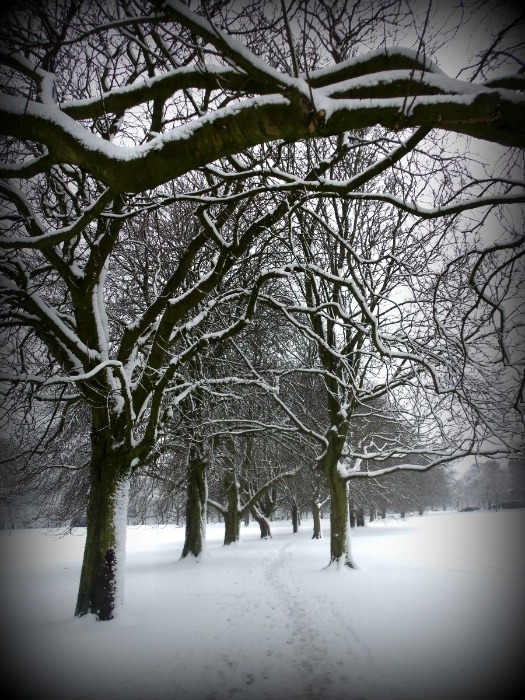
[[1, 510, 524, 700]]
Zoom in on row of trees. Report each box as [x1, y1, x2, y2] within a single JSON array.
[[1, 331, 457, 531], [1, 406, 457, 533], [456, 458, 525, 510], [1, 0, 524, 619]]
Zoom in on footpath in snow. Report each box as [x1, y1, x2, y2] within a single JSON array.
[[1, 510, 524, 699]]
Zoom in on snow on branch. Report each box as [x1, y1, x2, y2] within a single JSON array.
[[301, 189, 525, 218], [1, 46, 525, 192], [162, 0, 309, 98], [0, 187, 114, 250], [339, 446, 513, 480]]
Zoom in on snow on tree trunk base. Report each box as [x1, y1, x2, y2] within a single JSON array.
[[75, 442, 130, 620], [312, 501, 323, 539], [325, 555, 358, 571], [327, 472, 357, 569], [250, 508, 272, 538]]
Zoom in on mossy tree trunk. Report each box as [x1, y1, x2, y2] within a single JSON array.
[[181, 443, 208, 558], [223, 510, 241, 544], [75, 419, 130, 620], [316, 414, 356, 567]]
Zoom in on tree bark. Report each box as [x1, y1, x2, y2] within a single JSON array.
[[181, 444, 208, 558], [326, 469, 356, 568], [224, 510, 240, 544], [75, 427, 130, 620], [223, 481, 241, 545], [3, 79, 523, 193], [291, 502, 299, 533], [312, 500, 323, 539], [260, 486, 278, 521], [250, 506, 272, 538]]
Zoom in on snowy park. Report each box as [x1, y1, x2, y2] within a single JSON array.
[[1, 509, 524, 700], [1, 3, 525, 700]]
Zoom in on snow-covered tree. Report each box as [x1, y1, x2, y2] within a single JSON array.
[[1, 0, 524, 617]]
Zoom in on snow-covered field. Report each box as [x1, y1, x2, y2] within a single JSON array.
[[1, 510, 524, 700]]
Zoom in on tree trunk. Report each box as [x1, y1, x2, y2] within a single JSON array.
[[326, 470, 355, 568], [181, 444, 208, 558], [224, 510, 240, 544], [357, 509, 365, 527], [223, 481, 240, 545], [75, 430, 130, 620], [312, 500, 323, 539], [291, 503, 299, 533], [260, 486, 278, 522], [250, 507, 272, 538]]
